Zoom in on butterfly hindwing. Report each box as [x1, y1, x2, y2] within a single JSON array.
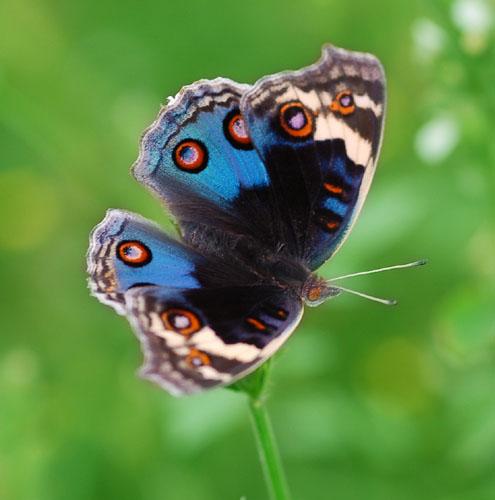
[[125, 285, 303, 395], [241, 45, 386, 269]]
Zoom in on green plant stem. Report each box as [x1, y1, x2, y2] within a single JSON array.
[[248, 396, 291, 500]]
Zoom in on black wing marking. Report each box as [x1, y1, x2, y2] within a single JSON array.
[[125, 285, 303, 395]]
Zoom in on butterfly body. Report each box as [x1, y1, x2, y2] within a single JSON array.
[[87, 45, 386, 395]]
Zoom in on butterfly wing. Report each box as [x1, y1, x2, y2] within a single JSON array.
[[87, 209, 303, 394], [87, 209, 262, 312], [133, 78, 280, 252], [133, 46, 385, 269], [241, 45, 386, 269], [87, 209, 206, 314], [126, 285, 302, 395]]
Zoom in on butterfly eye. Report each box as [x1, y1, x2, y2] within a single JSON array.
[[330, 90, 356, 115], [173, 139, 208, 172], [117, 240, 152, 267], [161, 308, 202, 336], [279, 101, 314, 139], [224, 110, 253, 149], [185, 348, 211, 368]]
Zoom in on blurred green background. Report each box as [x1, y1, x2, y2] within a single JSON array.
[[1, 0, 494, 499]]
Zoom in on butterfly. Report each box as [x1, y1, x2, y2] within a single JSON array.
[[87, 45, 388, 395]]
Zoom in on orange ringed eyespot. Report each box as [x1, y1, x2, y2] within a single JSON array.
[[223, 109, 253, 149], [229, 114, 251, 144], [161, 308, 202, 336], [279, 101, 313, 138], [330, 90, 356, 116], [173, 140, 208, 172], [117, 241, 152, 267], [185, 348, 211, 368]]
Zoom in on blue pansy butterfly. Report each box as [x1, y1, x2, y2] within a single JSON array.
[[88, 45, 398, 395]]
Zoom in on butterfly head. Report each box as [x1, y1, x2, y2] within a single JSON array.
[[302, 275, 342, 307], [304, 260, 427, 307]]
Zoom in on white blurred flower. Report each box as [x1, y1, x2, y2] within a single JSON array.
[[451, 0, 493, 34], [415, 115, 460, 164], [412, 18, 446, 61], [452, 0, 493, 53]]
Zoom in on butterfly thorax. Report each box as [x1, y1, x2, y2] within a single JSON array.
[[184, 224, 311, 291], [203, 237, 333, 306], [184, 220, 341, 305]]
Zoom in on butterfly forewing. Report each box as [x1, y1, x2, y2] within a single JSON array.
[[132, 78, 281, 252], [241, 45, 386, 269]]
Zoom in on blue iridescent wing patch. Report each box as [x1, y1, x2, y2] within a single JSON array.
[[241, 45, 386, 269], [133, 79, 269, 201], [87, 209, 205, 313]]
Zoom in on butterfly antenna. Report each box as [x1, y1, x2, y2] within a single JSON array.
[[334, 285, 397, 306], [329, 259, 427, 282]]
